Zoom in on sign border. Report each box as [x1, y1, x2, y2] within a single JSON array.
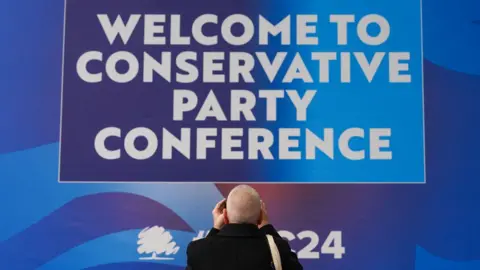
[[57, 0, 426, 184]]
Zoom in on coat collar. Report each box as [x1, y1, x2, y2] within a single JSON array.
[[217, 224, 263, 237]]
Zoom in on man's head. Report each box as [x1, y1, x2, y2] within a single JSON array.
[[225, 185, 262, 225]]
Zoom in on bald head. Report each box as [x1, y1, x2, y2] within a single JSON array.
[[226, 185, 261, 224]]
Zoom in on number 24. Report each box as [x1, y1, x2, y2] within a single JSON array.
[[278, 231, 345, 259]]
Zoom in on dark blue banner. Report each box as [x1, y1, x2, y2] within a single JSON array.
[[59, 0, 424, 183]]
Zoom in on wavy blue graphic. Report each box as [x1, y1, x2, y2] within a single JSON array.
[[0, 144, 222, 269], [0, 0, 63, 153], [416, 246, 480, 270], [422, 0, 480, 75], [416, 61, 480, 262], [38, 230, 193, 270], [85, 263, 183, 270], [0, 144, 223, 240], [0, 193, 192, 269]]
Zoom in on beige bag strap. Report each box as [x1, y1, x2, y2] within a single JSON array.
[[266, 234, 282, 270]]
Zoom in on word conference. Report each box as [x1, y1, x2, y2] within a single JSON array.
[[95, 89, 392, 161]]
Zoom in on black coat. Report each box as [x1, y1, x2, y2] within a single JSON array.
[[186, 224, 303, 270]]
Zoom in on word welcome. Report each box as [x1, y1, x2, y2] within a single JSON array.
[[77, 13, 410, 84]]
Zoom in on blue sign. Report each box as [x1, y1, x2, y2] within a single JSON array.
[[59, 0, 424, 183]]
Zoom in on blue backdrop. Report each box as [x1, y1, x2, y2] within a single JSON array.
[[1, 0, 480, 269]]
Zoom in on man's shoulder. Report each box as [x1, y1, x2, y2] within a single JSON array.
[[272, 235, 293, 253], [187, 236, 214, 251]]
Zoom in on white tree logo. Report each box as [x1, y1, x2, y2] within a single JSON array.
[[137, 226, 180, 260]]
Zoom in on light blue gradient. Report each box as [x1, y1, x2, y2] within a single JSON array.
[[258, 0, 424, 182]]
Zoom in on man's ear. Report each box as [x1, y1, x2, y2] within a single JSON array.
[[223, 209, 229, 224]]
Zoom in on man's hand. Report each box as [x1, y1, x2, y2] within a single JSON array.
[[258, 200, 269, 228], [212, 198, 226, 230]]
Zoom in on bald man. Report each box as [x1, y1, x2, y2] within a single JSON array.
[[185, 185, 303, 270]]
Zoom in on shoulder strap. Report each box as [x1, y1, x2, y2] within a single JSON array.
[[266, 234, 282, 270]]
